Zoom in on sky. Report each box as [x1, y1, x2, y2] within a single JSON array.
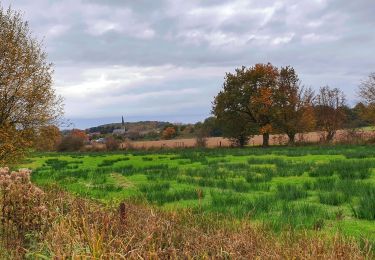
[[2, 0, 375, 129]]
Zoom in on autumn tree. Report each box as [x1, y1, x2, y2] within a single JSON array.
[[34, 125, 61, 151], [0, 6, 63, 164], [70, 129, 88, 142], [213, 63, 279, 147], [58, 130, 87, 152], [341, 103, 371, 128], [314, 86, 346, 142], [273, 66, 315, 144], [161, 127, 176, 140]]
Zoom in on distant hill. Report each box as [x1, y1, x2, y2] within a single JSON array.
[[86, 121, 172, 134]]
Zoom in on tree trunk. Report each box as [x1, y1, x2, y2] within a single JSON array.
[[262, 133, 269, 147], [326, 131, 335, 142], [287, 133, 295, 145]]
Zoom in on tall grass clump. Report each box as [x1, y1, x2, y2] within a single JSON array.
[[352, 185, 375, 220], [98, 157, 130, 167], [313, 177, 337, 190], [318, 192, 346, 206], [335, 179, 363, 199], [271, 202, 327, 231], [310, 160, 372, 179], [276, 184, 308, 201], [139, 182, 201, 205], [210, 191, 276, 217]]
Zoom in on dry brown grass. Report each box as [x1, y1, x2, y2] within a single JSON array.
[[122, 130, 375, 150], [0, 168, 373, 259]]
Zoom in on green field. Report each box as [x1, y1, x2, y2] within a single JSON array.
[[22, 145, 375, 244]]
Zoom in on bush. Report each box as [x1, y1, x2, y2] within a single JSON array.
[[0, 168, 52, 247], [105, 136, 120, 151], [58, 135, 84, 151]]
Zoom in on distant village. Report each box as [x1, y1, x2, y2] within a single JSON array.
[[75, 116, 218, 144]]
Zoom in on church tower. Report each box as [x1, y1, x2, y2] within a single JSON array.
[[121, 116, 126, 131]]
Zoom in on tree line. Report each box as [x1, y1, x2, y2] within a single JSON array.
[[210, 63, 375, 147]]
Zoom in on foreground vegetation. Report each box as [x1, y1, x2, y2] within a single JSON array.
[[19, 145, 375, 247], [0, 168, 373, 258]]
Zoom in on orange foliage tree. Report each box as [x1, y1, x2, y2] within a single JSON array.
[[70, 129, 88, 142], [162, 127, 177, 140], [213, 63, 279, 147]]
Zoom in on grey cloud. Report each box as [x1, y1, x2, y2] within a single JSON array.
[[1, 0, 374, 128]]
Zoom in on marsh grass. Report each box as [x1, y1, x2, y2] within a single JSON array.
[[276, 184, 308, 201], [210, 191, 276, 217], [318, 191, 346, 206], [271, 202, 328, 231], [26, 145, 375, 244], [352, 185, 375, 220], [310, 160, 373, 179], [313, 177, 337, 190]]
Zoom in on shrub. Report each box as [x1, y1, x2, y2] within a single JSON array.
[[0, 168, 52, 247], [161, 127, 177, 140], [105, 136, 120, 151], [58, 135, 84, 151]]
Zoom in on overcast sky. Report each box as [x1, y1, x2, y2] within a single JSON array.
[[2, 0, 375, 129]]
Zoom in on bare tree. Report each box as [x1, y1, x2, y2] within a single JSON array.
[[359, 72, 375, 104], [358, 73, 375, 124], [0, 6, 63, 164], [314, 86, 346, 142]]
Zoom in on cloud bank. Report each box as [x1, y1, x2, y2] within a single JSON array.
[[2, 0, 375, 128]]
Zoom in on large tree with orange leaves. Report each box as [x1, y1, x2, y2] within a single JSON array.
[[0, 6, 63, 164], [213, 63, 279, 146]]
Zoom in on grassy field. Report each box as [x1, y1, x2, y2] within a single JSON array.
[[21, 145, 375, 245]]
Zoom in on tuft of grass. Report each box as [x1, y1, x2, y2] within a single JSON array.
[[313, 177, 337, 191], [352, 185, 375, 220], [276, 184, 308, 201], [271, 202, 327, 231], [318, 192, 346, 206]]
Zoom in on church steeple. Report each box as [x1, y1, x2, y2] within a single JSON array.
[[121, 116, 126, 132]]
